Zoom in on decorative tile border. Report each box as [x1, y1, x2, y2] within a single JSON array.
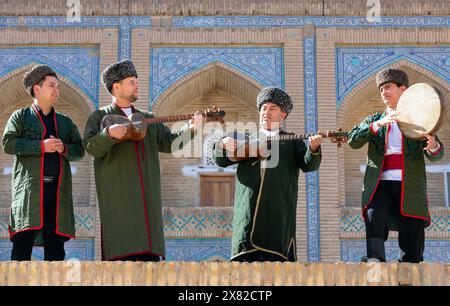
[[428, 213, 450, 234], [162, 207, 233, 238], [341, 239, 450, 263], [150, 46, 283, 104], [0, 46, 100, 108], [165, 238, 231, 261], [0, 207, 96, 238], [0, 238, 94, 261], [2, 236, 449, 262], [16, 16, 151, 28], [0, 16, 151, 61], [303, 35, 320, 262], [2, 16, 449, 30], [5, 206, 448, 239], [118, 16, 132, 60], [0, 211, 8, 236], [336, 46, 450, 108], [172, 16, 450, 28], [0, 16, 18, 28], [1, 207, 233, 238], [340, 208, 365, 234], [74, 208, 96, 237], [0, 207, 95, 238], [340, 208, 450, 238], [0, 237, 228, 262]]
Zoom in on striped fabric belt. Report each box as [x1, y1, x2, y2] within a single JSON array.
[[43, 176, 56, 183]]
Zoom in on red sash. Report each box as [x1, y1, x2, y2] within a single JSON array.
[[383, 154, 402, 171]]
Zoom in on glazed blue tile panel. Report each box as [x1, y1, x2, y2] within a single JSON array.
[[165, 238, 231, 261], [0, 238, 94, 261], [341, 240, 450, 263], [0, 16, 151, 67], [0, 16, 18, 28], [1, 16, 449, 29], [118, 16, 132, 60], [336, 46, 450, 108], [150, 47, 284, 104], [303, 36, 320, 262], [0, 46, 100, 108], [172, 16, 450, 28], [340, 210, 450, 234], [13, 16, 151, 28]]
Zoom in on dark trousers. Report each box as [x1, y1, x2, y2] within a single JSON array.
[[11, 180, 66, 261], [231, 248, 295, 263], [364, 180, 425, 263]]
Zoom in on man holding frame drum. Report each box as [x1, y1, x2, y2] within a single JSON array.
[[348, 68, 444, 263]]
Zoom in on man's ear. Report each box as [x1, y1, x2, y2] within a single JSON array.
[[399, 85, 407, 92], [281, 111, 287, 120], [32, 84, 40, 97], [112, 82, 120, 94]]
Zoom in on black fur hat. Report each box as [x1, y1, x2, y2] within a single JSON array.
[[102, 59, 138, 93], [22, 65, 58, 97], [376, 68, 409, 90], [256, 87, 293, 115]]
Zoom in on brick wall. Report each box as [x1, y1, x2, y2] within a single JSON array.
[[1, 0, 449, 16]]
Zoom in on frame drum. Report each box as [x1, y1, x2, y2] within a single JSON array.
[[396, 83, 443, 139]]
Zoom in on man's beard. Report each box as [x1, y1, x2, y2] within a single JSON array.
[[129, 94, 138, 102], [122, 93, 138, 102]]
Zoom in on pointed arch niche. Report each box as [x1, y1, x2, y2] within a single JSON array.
[[0, 64, 95, 208], [337, 60, 450, 208], [153, 62, 263, 207]]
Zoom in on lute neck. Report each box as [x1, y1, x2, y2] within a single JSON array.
[[266, 133, 312, 141], [144, 114, 193, 124], [266, 131, 344, 141]]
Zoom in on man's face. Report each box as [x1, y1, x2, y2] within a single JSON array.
[[259, 102, 287, 131], [115, 76, 139, 102], [33, 76, 59, 105], [379, 82, 407, 109]]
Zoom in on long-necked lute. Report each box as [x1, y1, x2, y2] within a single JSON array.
[[227, 129, 348, 162], [101, 106, 225, 143]]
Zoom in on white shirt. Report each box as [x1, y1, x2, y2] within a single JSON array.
[[370, 108, 402, 181], [260, 129, 280, 137], [380, 122, 403, 181], [372, 108, 441, 181], [120, 107, 133, 117]]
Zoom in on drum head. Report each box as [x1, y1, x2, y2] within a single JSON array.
[[396, 83, 443, 139]]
